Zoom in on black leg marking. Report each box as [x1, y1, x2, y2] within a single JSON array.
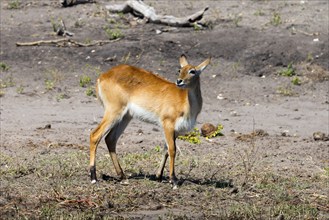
[[90, 166, 97, 183]]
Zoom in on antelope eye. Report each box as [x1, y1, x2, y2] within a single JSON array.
[[177, 69, 181, 74], [188, 69, 196, 75]]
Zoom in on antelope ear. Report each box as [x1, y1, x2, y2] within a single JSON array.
[[196, 57, 211, 73], [179, 54, 188, 68]]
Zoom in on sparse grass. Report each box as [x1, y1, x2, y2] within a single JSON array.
[[276, 86, 294, 96], [121, 52, 131, 64], [79, 75, 91, 88], [16, 85, 24, 94], [291, 76, 301, 85], [279, 63, 296, 77], [56, 93, 69, 101], [0, 74, 15, 88], [7, 0, 21, 9], [43, 68, 63, 91], [84, 38, 92, 44], [193, 23, 202, 31], [253, 174, 321, 218], [1, 143, 328, 220], [231, 61, 241, 76], [271, 12, 282, 26], [0, 62, 10, 71], [85, 86, 95, 97], [84, 64, 102, 76], [154, 145, 161, 153], [306, 52, 314, 62], [233, 14, 243, 27], [278, 63, 302, 86], [237, 144, 260, 186], [44, 68, 63, 83], [254, 9, 265, 16], [122, 152, 153, 174], [80, 65, 102, 97], [45, 79, 55, 91], [104, 27, 124, 40], [50, 17, 60, 33], [324, 167, 329, 177], [227, 204, 262, 219], [74, 19, 85, 28]]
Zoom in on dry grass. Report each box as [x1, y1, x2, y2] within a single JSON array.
[[1, 136, 328, 219]]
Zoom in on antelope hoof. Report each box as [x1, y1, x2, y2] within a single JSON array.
[[90, 166, 97, 183], [156, 174, 163, 182], [169, 178, 179, 189]]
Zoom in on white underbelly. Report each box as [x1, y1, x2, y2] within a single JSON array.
[[128, 103, 161, 126], [175, 117, 196, 134], [127, 103, 197, 134]]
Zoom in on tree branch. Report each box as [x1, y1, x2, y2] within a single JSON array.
[[16, 38, 121, 47]]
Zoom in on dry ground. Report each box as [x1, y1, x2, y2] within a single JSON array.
[[1, 0, 329, 219]]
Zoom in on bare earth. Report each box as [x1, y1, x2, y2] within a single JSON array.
[[1, 0, 328, 219]]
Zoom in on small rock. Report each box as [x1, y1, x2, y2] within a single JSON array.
[[104, 55, 117, 62], [129, 20, 138, 27], [281, 130, 289, 137], [36, 124, 51, 130], [150, 204, 163, 210], [230, 111, 238, 117], [217, 94, 224, 100], [253, 129, 269, 137], [201, 123, 216, 137], [313, 132, 329, 141], [155, 29, 162, 34], [276, 214, 285, 220], [229, 187, 239, 194], [40, 149, 50, 155], [152, 127, 159, 132], [134, 139, 143, 144]]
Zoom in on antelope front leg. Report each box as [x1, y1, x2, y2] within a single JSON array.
[[163, 125, 178, 189]]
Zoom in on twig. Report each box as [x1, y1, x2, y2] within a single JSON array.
[[59, 198, 99, 208], [16, 38, 121, 47], [297, 29, 319, 36]]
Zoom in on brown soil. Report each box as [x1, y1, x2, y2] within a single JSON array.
[[1, 0, 328, 219]]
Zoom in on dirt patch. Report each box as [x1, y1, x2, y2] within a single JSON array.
[[1, 0, 329, 219]]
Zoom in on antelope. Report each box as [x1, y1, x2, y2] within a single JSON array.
[[89, 55, 211, 188]]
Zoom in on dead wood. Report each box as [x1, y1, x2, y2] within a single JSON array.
[[105, 0, 209, 27], [16, 38, 121, 47], [61, 0, 95, 7], [53, 19, 74, 37]]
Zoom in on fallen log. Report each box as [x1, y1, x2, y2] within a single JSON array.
[[105, 0, 209, 27]]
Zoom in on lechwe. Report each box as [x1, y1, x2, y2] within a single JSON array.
[[90, 55, 211, 188]]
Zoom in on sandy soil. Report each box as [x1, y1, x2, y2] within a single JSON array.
[[1, 0, 328, 219]]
